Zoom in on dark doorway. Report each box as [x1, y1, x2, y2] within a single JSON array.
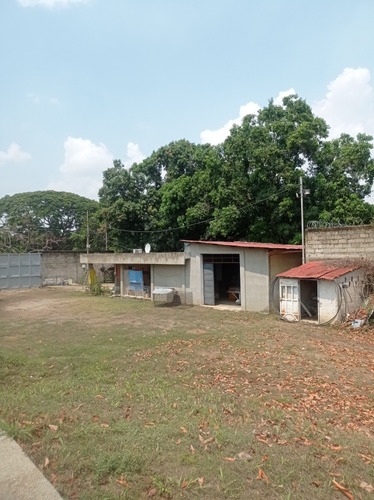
[[203, 254, 240, 306], [300, 280, 318, 321]]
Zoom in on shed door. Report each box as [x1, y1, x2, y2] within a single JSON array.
[[279, 279, 299, 320], [203, 262, 215, 305]]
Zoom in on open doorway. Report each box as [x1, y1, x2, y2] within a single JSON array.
[[203, 254, 240, 306], [300, 280, 318, 321]]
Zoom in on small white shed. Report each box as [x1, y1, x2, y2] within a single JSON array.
[[277, 261, 365, 324]]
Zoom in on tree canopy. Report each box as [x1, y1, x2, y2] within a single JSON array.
[[2, 95, 374, 254], [99, 95, 374, 251], [0, 191, 101, 253]]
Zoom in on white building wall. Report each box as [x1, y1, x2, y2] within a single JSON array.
[[270, 253, 303, 310], [306, 269, 364, 324], [318, 281, 338, 323], [186, 243, 272, 311], [243, 248, 269, 312], [152, 265, 185, 294]]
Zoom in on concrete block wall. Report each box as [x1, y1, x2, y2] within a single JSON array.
[[306, 225, 374, 262], [41, 252, 101, 285]]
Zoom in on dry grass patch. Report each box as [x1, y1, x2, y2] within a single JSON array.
[[0, 286, 373, 499]]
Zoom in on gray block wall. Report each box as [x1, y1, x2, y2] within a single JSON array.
[[306, 225, 374, 262]]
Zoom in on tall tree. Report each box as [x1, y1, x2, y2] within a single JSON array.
[[0, 191, 100, 253], [215, 95, 329, 243], [98, 95, 374, 250]]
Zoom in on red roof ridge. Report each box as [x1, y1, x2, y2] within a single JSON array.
[[277, 260, 360, 280]]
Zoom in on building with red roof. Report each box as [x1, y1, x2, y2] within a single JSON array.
[[277, 261, 364, 324]]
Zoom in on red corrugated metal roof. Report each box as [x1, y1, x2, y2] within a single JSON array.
[[182, 240, 303, 251], [277, 261, 359, 280]]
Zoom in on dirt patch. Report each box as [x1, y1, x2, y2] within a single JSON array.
[[0, 285, 84, 319]]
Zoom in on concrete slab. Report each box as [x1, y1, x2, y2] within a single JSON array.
[[0, 432, 62, 500]]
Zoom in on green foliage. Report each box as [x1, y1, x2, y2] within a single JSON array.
[[99, 94, 374, 249], [3, 95, 373, 253], [88, 277, 105, 296], [93, 452, 144, 482], [0, 190, 102, 252]]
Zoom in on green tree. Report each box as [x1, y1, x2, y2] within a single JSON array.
[[306, 133, 374, 224], [0, 191, 100, 253], [98, 95, 374, 250], [215, 95, 329, 243]]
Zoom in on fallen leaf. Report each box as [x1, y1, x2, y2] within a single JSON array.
[[261, 455, 269, 462], [148, 488, 157, 497], [181, 480, 188, 488], [100, 423, 109, 428], [48, 424, 58, 431], [96, 395, 104, 399], [44, 457, 50, 468], [180, 426, 187, 433], [360, 482, 374, 493], [332, 480, 354, 500], [311, 481, 321, 487], [223, 457, 235, 462], [198, 477, 204, 487], [176, 439, 181, 444], [48, 365, 54, 369], [116, 474, 129, 487], [256, 469, 269, 484], [331, 444, 343, 451], [92, 415, 100, 422], [190, 444, 195, 454], [256, 437, 271, 446], [73, 403, 84, 411]]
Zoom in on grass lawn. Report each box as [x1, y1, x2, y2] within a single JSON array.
[[0, 285, 373, 499]]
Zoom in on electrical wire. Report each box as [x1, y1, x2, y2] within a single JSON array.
[[109, 184, 293, 235]]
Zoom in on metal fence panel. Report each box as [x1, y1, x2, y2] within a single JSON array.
[[0, 254, 41, 289]]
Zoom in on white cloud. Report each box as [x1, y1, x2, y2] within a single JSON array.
[[48, 137, 113, 200], [0, 143, 31, 165], [124, 142, 145, 169], [313, 67, 374, 139], [200, 89, 297, 146], [17, 0, 90, 7], [274, 88, 296, 106], [48, 138, 146, 200], [200, 102, 260, 145]]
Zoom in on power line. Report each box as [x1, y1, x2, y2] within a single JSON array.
[[110, 184, 293, 235]]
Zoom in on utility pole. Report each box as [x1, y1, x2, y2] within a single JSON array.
[[299, 176, 310, 265], [86, 210, 89, 255]]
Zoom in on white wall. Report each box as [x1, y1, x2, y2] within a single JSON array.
[[152, 265, 185, 292], [242, 248, 269, 312], [295, 269, 364, 324], [186, 243, 290, 312]]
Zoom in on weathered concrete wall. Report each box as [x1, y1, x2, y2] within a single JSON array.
[[41, 252, 85, 285], [242, 248, 269, 312], [306, 225, 374, 262], [186, 243, 243, 308], [41, 252, 108, 285], [269, 252, 302, 310], [186, 243, 301, 312], [318, 269, 363, 323], [80, 252, 185, 266]]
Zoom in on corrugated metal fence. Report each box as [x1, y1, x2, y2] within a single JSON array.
[[0, 254, 41, 289]]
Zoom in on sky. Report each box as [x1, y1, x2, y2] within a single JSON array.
[[1, 0, 374, 201]]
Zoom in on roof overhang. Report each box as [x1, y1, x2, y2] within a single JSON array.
[[80, 252, 185, 266], [277, 261, 360, 280]]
